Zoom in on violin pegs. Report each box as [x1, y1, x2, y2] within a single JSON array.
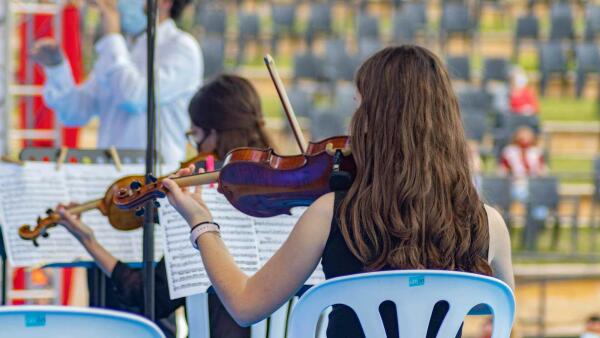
[[32, 239, 39, 247], [147, 174, 158, 183], [40, 228, 48, 238], [135, 207, 145, 217], [130, 181, 142, 191], [154, 200, 160, 208], [46, 209, 54, 215], [37, 216, 42, 223]]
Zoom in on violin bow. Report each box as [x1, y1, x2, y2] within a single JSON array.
[[264, 54, 308, 154]]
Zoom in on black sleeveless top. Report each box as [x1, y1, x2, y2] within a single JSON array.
[[320, 191, 462, 338]]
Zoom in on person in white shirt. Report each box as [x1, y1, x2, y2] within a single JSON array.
[[31, 0, 203, 163]]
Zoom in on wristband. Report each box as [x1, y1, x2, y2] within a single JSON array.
[[190, 222, 220, 249]]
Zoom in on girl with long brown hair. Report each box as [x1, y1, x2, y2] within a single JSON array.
[[164, 46, 514, 337], [57, 74, 267, 338]]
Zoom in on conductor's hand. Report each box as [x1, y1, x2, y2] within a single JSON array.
[[57, 203, 95, 245], [91, 0, 120, 35], [163, 165, 213, 228], [30, 38, 63, 67]]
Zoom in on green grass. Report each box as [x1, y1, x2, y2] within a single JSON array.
[[539, 97, 599, 122], [511, 227, 600, 263]]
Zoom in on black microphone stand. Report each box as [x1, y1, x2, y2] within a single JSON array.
[[143, 0, 158, 321]]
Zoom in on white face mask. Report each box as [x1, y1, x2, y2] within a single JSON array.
[[118, 0, 147, 36]]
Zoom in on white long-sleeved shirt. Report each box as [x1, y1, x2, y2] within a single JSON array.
[[43, 19, 203, 163]]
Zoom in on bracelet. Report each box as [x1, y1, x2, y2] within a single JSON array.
[[190, 222, 220, 250], [191, 221, 220, 231]]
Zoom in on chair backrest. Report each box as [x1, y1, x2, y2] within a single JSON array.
[[458, 87, 490, 111], [462, 110, 488, 142], [446, 55, 471, 82], [576, 43, 600, 72], [238, 12, 260, 39], [481, 176, 512, 212], [0, 306, 164, 338], [357, 12, 380, 40], [539, 42, 567, 73], [482, 57, 509, 85], [403, 2, 427, 29], [272, 3, 296, 29], [585, 4, 600, 39], [293, 52, 323, 81], [392, 12, 418, 43], [515, 14, 539, 40], [196, 6, 227, 36], [310, 110, 347, 140], [288, 271, 515, 338], [286, 86, 313, 118], [201, 36, 226, 79], [528, 176, 560, 210], [307, 3, 332, 33], [594, 157, 600, 199], [441, 3, 472, 33], [550, 1, 573, 20], [549, 15, 575, 41]]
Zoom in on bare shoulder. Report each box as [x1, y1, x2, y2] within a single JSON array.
[[309, 192, 335, 215]]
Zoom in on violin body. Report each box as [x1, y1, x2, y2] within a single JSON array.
[[101, 176, 145, 231], [114, 136, 355, 218], [218, 136, 354, 217]]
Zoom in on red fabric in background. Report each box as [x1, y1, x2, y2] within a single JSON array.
[[14, 5, 84, 305]]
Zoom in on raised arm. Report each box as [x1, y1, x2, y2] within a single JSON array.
[[163, 168, 333, 327], [33, 38, 99, 126], [94, 31, 203, 115]]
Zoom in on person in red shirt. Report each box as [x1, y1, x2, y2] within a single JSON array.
[[499, 126, 547, 202], [509, 69, 540, 116]]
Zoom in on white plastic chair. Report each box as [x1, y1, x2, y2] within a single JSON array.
[[0, 305, 165, 338], [288, 270, 515, 338]]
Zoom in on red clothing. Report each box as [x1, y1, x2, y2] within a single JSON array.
[[510, 87, 539, 115], [500, 144, 545, 178]]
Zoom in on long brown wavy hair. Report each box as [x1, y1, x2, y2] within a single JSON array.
[[338, 46, 492, 275]]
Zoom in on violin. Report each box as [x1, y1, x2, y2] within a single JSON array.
[[18, 153, 216, 246], [112, 55, 355, 218]]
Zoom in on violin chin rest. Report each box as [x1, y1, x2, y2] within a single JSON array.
[[329, 171, 353, 192]]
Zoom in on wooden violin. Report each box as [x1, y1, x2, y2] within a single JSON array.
[[112, 55, 355, 218], [18, 153, 216, 246]]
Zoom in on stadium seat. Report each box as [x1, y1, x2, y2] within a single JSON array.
[[523, 177, 561, 251], [310, 110, 347, 140], [356, 12, 380, 42], [196, 5, 227, 36], [513, 14, 539, 60], [392, 11, 419, 44], [584, 4, 600, 41], [322, 39, 355, 83], [287, 271, 515, 338], [236, 12, 261, 66], [306, 3, 333, 49], [482, 57, 510, 88], [403, 2, 428, 30], [538, 42, 568, 96], [458, 87, 491, 112], [447, 55, 471, 82], [201, 36, 226, 79], [440, 3, 475, 51], [271, 3, 297, 55], [462, 110, 489, 142], [293, 51, 323, 83], [575, 43, 600, 97], [285, 86, 314, 119], [481, 175, 513, 229], [357, 38, 384, 64], [0, 306, 164, 338]]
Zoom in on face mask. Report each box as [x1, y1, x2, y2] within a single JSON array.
[[118, 0, 147, 36]]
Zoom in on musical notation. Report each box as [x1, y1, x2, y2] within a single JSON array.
[[0, 162, 163, 267]]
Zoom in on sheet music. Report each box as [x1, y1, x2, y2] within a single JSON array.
[[0, 163, 87, 266], [0, 162, 164, 267], [160, 187, 260, 299], [65, 164, 163, 262]]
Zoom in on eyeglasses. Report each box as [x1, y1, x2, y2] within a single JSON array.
[[185, 130, 196, 147]]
